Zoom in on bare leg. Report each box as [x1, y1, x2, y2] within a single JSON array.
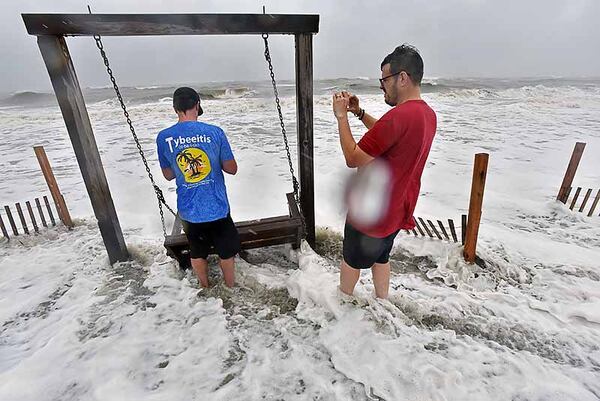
[[219, 257, 235, 288], [340, 260, 361, 296], [191, 257, 210, 288], [371, 262, 390, 299]]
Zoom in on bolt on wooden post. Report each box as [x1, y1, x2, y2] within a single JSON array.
[[464, 153, 489, 263]]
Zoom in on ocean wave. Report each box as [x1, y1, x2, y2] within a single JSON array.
[[199, 87, 254, 99], [1, 91, 56, 106]]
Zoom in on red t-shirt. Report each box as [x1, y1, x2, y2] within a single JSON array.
[[354, 99, 437, 238]]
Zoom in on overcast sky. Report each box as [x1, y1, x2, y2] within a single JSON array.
[[1, 0, 599, 93]]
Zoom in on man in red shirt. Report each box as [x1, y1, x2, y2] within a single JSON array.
[[332, 44, 437, 299]]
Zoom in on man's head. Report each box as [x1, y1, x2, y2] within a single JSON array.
[[173, 87, 204, 120], [379, 44, 424, 106]]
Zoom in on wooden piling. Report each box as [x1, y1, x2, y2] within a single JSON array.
[[557, 142, 586, 204], [43, 196, 56, 226], [15, 203, 29, 235], [4, 206, 18, 236], [464, 153, 489, 263], [588, 189, 600, 217], [26, 201, 39, 233], [448, 219, 458, 243], [295, 33, 315, 248], [569, 187, 581, 211], [37, 36, 128, 263], [35, 198, 48, 228]]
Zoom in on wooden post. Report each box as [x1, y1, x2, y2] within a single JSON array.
[[588, 189, 600, 217], [557, 142, 586, 204], [0, 213, 9, 239], [295, 33, 315, 249], [35, 198, 48, 228], [37, 35, 128, 264], [4, 206, 18, 236], [43, 196, 56, 226], [26, 201, 39, 233], [464, 153, 489, 263], [33, 146, 73, 228], [15, 203, 29, 235]]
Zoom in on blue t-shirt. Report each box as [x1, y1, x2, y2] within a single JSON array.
[[156, 121, 234, 223]]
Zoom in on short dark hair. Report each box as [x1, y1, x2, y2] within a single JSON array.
[[381, 44, 424, 86], [173, 87, 200, 113]]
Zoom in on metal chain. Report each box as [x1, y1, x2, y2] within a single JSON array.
[[261, 34, 306, 234], [92, 34, 176, 237]]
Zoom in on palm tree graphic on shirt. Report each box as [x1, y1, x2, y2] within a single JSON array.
[[176, 148, 211, 183]]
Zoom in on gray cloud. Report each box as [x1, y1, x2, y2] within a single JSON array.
[[2, 0, 599, 93]]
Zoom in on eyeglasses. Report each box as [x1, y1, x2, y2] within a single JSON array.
[[379, 71, 404, 86]]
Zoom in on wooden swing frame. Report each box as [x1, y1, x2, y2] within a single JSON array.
[[23, 13, 319, 264]]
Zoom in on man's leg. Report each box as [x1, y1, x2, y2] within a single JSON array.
[[371, 262, 390, 299], [219, 257, 235, 288], [340, 260, 361, 296], [191, 257, 210, 288]]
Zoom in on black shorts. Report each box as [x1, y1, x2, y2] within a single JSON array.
[[182, 214, 241, 260], [342, 222, 399, 269]]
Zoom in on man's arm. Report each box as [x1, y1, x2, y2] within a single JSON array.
[[333, 94, 374, 168], [219, 129, 238, 175], [222, 159, 238, 175], [162, 167, 176, 181]]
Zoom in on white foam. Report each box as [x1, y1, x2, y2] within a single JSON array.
[[1, 80, 599, 399]]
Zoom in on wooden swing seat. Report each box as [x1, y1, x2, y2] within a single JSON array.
[[164, 192, 303, 268]]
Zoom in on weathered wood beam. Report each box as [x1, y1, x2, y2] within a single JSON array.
[[22, 14, 319, 36], [295, 33, 315, 248], [37, 35, 128, 264]]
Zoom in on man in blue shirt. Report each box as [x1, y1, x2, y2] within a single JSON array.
[[156, 87, 240, 288]]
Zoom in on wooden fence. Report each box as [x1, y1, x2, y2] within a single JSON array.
[[0, 195, 63, 239], [556, 142, 598, 217], [0, 146, 73, 241], [403, 214, 468, 244], [400, 153, 489, 264]]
